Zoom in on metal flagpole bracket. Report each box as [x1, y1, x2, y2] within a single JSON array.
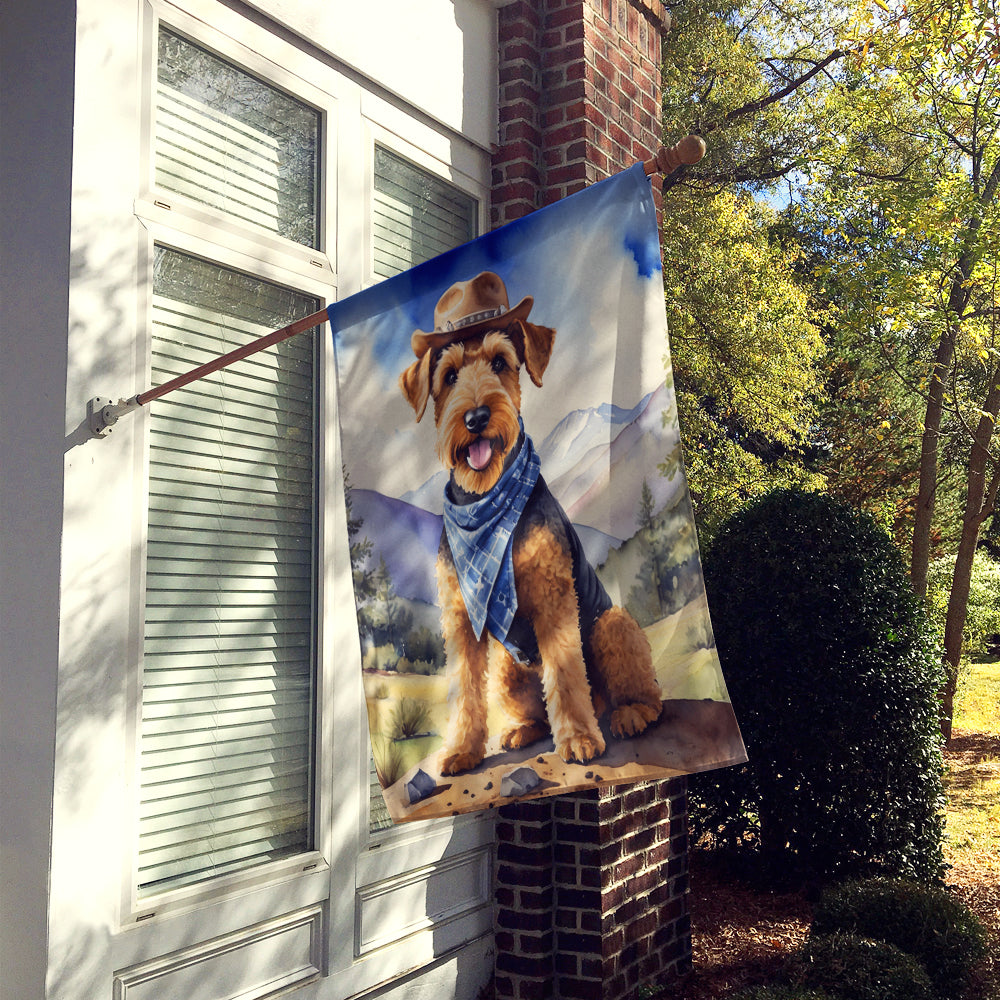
[[88, 395, 141, 438]]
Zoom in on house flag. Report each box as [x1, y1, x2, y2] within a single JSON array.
[[328, 163, 746, 824]]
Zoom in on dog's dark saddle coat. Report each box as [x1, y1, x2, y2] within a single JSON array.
[[442, 457, 612, 668]]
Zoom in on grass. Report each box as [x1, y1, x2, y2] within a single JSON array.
[[946, 660, 1000, 868], [955, 659, 1000, 733], [943, 659, 1000, 1000]]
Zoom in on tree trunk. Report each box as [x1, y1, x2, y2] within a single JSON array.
[[910, 160, 1000, 596], [910, 329, 955, 597], [941, 378, 1000, 741]]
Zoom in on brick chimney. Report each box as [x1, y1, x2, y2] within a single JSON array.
[[490, 4, 692, 999]]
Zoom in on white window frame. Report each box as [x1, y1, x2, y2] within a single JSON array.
[[123, 0, 340, 930], [111, 1, 497, 991]]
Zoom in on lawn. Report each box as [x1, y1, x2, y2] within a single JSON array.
[[675, 658, 1000, 1000]]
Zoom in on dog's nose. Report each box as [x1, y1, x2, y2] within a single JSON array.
[[464, 405, 491, 435]]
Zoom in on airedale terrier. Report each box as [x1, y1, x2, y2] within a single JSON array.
[[399, 271, 662, 775]]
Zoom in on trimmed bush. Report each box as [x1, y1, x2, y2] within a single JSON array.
[[793, 933, 934, 1000], [733, 987, 836, 1000], [692, 489, 946, 882], [812, 878, 987, 998]]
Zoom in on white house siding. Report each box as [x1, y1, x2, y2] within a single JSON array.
[[0, 1, 76, 996], [0, 1, 499, 998]]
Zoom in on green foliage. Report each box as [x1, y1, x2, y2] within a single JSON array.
[[927, 550, 1000, 658], [661, 0, 850, 193], [791, 934, 934, 1000], [403, 625, 445, 668], [626, 488, 702, 625], [692, 489, 947, 882], [388, 698, 431, 740], [394, 657, 439, 676], [733, 988, 836, 1000], [357, 556, 413, 651], [664, 189, 827, 537], [812, 878, 988, 999]]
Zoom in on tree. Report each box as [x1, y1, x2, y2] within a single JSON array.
[[344, 466, 377, 605], [658, 1, 857, 535], [662, 186, 827, 535], [358, 556, 412, 652], [661, 0, 854, 196], [803, 0, 1000, 736], [661, 0, 1000, 736]]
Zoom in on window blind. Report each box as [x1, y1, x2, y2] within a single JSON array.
[[372, 146, 477, 282], [156, 28, 320, 248], [368, 148, 477, 832], [138, 248, 318, 895]]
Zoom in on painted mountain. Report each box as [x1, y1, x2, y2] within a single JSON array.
[[353, 381, 684, 603]]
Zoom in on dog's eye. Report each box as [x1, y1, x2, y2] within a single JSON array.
[[444, 368, 458, 386], [491, 356, 507, 375]]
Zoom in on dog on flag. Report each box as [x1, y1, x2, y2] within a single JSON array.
[[399, 272, 662, 775]]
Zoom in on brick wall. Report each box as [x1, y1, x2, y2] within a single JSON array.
[[492, 0, 668, 227], [490, 6, 691, 997], [494, 782, 691, 1000]]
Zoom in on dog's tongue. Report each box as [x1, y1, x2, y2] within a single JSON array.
[[467, 438, 492, 471]]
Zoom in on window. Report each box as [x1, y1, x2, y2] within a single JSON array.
[[155, 28, 320, 247], [372, 146, 477, 281], [136, 26, 323, 897], [366, 146, 478, 833]]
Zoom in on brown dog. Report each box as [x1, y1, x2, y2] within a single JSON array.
[[399, 272, 662, 775]]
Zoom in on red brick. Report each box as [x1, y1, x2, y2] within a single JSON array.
[[520, 930, 555, 954], [497, 862, 553, 888], [520, 886, 554, 910], [496, 952, 551, 978], [503, 79, 541, 104], [548, 4, 589, 28], [502, 120, 543, 145], [558, 930, 603, 955], [543, 39, 587, 68], [493, 139, 541, 164], [502, 40, 538, 64], [499, 100, 539, 125], [560, 978, 604, 1000]]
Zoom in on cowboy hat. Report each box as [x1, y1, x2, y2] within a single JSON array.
[[411, 271, 533, 357]]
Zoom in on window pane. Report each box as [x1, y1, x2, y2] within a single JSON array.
[[368, 150, 478, 832], [139, 247, 318, 895], [156, 28, 320, 248], [372, 146, 477, 279]]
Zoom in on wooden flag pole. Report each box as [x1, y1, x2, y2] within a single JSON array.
[[88, 136, 705, 437]]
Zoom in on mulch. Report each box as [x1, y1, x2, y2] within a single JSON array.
[[669, 732, 1000, 999]]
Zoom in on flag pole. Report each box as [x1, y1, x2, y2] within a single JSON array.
[[88, 135, 705, 438]]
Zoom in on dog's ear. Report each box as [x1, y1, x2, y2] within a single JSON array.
[[399, 351, 434, 422], [510, 319, 556, 387]]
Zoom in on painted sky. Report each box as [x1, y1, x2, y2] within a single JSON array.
[[330, 164, 672, 501]]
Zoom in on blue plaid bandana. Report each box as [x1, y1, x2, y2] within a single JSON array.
[[443, 424, 541, 656]]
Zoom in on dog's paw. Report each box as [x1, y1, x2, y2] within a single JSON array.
[[555, 731, 605, 765], [501, 722, 550, 750], [610, 702, 662, 738], [439, 749, 484, 775]]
